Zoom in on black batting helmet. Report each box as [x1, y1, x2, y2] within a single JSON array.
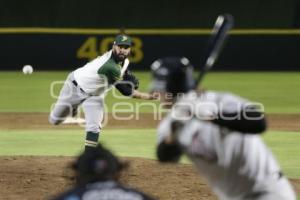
[[151, 57, 195, 95], [72, 144, 126, 185]]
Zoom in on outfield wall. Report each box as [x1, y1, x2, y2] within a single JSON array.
[[0, 0, 296, 28], [1, 28, 300, 71]]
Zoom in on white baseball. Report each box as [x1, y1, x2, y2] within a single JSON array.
[[22, 65, 33, 74]]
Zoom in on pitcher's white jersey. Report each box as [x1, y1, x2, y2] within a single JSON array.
[[157, 91, 296, 200], [74, 50, 129, 96]]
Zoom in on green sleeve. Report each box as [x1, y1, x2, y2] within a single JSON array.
[[97, 59, 121, 84]]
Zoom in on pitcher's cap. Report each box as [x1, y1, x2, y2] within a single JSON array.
[[114, 34, 132, 46]]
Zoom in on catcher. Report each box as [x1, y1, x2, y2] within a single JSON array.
[[50, 144, 155, 200], [151, 57, 296, 200], [49, 34, 156, 151]]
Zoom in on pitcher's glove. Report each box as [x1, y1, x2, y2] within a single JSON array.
[[122, 70, 139, 90]]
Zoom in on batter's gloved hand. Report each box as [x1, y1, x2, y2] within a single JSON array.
[[123, 70, 139, 90]]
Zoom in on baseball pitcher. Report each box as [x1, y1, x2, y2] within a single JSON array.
[[151, 57, 296, 200], [49, 34, 156, 151]]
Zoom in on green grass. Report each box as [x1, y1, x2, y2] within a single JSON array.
[[203, 72, 300, 113], [0, 71, 300, 113], [262, 131, 300, 178], [0, 129, 157, 158], [0, 72, 68, 112], [0, 129, 299, 179]]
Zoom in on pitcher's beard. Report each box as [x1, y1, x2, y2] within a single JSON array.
[[112, 51, 127, 63]]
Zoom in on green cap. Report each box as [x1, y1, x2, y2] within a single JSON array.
[[114, 34, 132, 46]]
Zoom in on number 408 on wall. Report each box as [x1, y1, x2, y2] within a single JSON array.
[[76, 36, 143, 63]]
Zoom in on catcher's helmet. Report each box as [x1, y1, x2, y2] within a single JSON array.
[[151, 57, 195, 94], [72, 144, 125, 185]]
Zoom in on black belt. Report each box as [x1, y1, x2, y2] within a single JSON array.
[[72, 80, 86, 93]]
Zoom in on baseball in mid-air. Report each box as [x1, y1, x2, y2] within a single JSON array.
[[22, 65, 33, 74]]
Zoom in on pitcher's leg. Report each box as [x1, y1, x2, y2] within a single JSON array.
[[82, 96, 104, 151], [49, 73, 85, 125], [49, 102, 73, 125]]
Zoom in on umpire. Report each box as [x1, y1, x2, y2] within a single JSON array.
[[50, 144, 155, 200]]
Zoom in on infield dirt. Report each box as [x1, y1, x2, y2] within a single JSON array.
[[0, 113, 300, 131]]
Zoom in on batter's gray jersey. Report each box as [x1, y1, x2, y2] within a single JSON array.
[[157, 91, 296, 200]]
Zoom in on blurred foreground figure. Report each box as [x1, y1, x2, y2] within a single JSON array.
[[51, 144, 155, 200], [151, 57, 296, 200]]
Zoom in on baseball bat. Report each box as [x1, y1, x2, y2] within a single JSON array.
[[194, 14, 234, 88]]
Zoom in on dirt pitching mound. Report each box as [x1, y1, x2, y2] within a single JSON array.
[[0, 156, 299, 200], [0, 156, 216, 200]]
